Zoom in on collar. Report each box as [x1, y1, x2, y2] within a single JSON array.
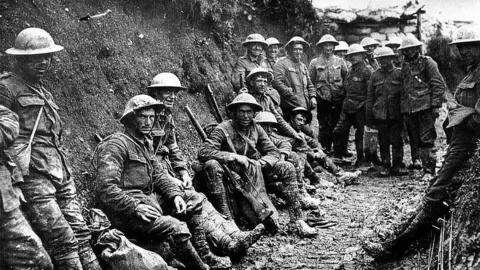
[[125, 126, 152, 147]]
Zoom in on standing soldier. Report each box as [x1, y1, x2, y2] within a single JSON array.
[[333, 44, 372, 167], [231, 33, 269, 93], [398, 35, 446, 181], [198, 93, 317, 237], [0, 28, 101, 269], [265, 37, 282, 73], [384, 37, 402, 68], [334, 41, 352, 71], [272, 36, 317, 119], [0, 105, 53, 270], [366, 47, 409, 176], [360, 37, 380, 71], [363, 24, 480, 261], [308, 34, 348, 155]]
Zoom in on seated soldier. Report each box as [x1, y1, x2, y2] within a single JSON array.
[[198, 93, 317, 237], [254, 111, 320, 210], [146, 72, 265, 257], [288, 107, 361, 186], [93, 95, 231, 270]]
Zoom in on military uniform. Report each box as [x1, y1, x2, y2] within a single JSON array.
[[0, 105, 53, 270], [426, 62, 480, 204], [365, 58, 379, 71], [366, 67, 404, 170], [401, 56, 446, 175], [0, 73, 98, 269], [272, 56, 316, 116], [308, 54, 348, 152], [199, 120, 304, 230], [232, 55, 269, 92], [334, 61, 372, 161]]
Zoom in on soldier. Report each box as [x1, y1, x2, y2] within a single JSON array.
[[93, 95, 230, 270], [231, 33, 269, 93], [0, 28, 100, 269], [334, 41, 352, 71], [308, 34, 349, 155], [265, 37, 282, 73], [146, 72, 265, 257], [363, 24, 480, 261], [254, 111, 320, 210], [0, 105, 53, 270], [366, 47, 409, 177], [333, 44, 372, 167], [288, 107, 360, 185], [360, 37, 380, 71], [272, 36, 317, 119], [398, 35, 446, 181], [198, 93, 317, 237], [384, 37, 402, 67]]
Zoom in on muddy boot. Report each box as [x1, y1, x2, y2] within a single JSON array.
[[300, 192, 321, 210], [379, 166, 390, 177], [283, 180, 317, 238], [408, 159, 422, 170], [228, 223, 265, 257], [288, 219, 317, 238], [78, 244, 102, 270], [174, 241, 210, 270], [190, 214, 231, 269], [390, 146, 408, 176], [336, 170, 361, 186]]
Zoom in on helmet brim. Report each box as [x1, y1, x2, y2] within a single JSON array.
[[346, 50, 367, 56], [398, 43, 423, 50], [285, 40, 310, 50], [6, 45, 64, 55], [119, 103, 165, 124], [226, 102, 263, 112], [449, 39, 480, 45], [242, 41, 268, 48], [267, 42, 283, 47], [316, 41, 339, 47], [374, 53, 397, 58], [147, 85, 187, 90], [246, 71, 273, 83]]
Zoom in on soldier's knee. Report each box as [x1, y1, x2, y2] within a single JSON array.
[[204, 159, 222, 171]]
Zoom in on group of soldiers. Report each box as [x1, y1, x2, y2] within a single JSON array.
[[0, 21, 479, 269]]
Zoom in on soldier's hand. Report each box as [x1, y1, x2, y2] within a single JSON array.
[[135, 204, 162, 222], [181, 173, 193, 189], [13, 186, 26, 203], [432, 108, 440, 119], [174, 196, 187, 214], [293, 132, 303, 142], [310, 98, 317, 109], [234, 154, 249, 167]]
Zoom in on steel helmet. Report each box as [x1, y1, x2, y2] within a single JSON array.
[[120, 95, 165, 124], [385, 37, 402, 48], [360, 37, 380, 48], [226, 93, 263, 112], [266, 37, 282, 47], [449, 24, 480, 45], [242, 33, 268, 48], [291, 107, 312, 123], [345, 44, 367, 56], [398, 35, 424, 50], [147, 73, 186, 91], [6, 28, 64, 55], [334, 41, 349, 52], [255, 111, 277, 124], [284, 36, 310, 50], [374, 47, 396, 58], [316, 34, 339, 46], [245, 67, 273, 83]]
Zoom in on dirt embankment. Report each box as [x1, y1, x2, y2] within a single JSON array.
[[0, 0, 296, 205]]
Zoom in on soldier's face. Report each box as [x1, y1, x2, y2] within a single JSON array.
[[457, 43, 480, 66], [364, 45, 377, 55], [347, 53, 364, 65], [290, 44, 304, 61], [267, 45, 279, 59], [402, 47, 420, 59], [386, 44, 399, 54], [251, 76, 268, 94], [260, 123, 273, 135], [248, 43, 264, 57], [378, 56, 394, 69], [235, 104, 255, 128], [133, 108, 156, 135], [150, 88, 178, 108], [292, 113, 306, 130], [322, 43, 335, 56], [17, 53, 52, 81]]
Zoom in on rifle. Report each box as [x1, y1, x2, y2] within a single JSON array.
[[206, 84, 224, 123], [184, 105, 273, 222]]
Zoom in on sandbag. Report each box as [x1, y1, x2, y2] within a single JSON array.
[[96, 229, 173, 270]]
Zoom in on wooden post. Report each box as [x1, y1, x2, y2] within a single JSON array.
[[416, 9, 422, 41]]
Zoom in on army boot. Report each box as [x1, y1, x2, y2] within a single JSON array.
[[190, 214, 232, 269], [283, 182, 317, 238], [379, 146, 391, 177], [227, 223, 265, 257], [78, 244, 102, 270], [174, 241, 210, 270]]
